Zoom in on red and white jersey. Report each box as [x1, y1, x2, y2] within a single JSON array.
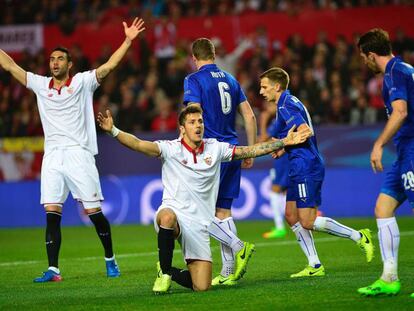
[[155, 138, 236, 225], [26, 70, 99, 155]]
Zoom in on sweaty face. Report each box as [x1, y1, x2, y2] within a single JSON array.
[[182, 113, 204, 144], [260, 77, 277, 102], [360, 51, 381, 74], [49, 51, 71, 79]]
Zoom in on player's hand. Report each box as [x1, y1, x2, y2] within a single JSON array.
[[123, 18, 145, 42], [97, 109, 114, 133], [271, 148, 285, 159], [241, 158, 254, 169], [370, 143, 384, 173], [282, 125, 311, 146]]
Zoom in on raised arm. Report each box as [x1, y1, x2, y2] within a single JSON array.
[[233, 125, 311, 160], [97, 110, 160, 157], [95, 18, 145, 83], [0, 49, 27, 85]]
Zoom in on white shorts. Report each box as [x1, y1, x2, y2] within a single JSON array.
[[41, 146, 103, 209], [154, 206, 212, 262]]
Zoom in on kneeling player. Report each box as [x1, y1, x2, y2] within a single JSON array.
[[98, 105, 310, 293]]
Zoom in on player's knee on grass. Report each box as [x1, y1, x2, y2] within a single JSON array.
[[157, 209, 177, 228], [188, 260, 212, 292]]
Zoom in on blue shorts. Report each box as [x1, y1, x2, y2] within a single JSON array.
[[270, 155, 289, 188], [287, 176, 323, 208], [216, 160, 241, 209], [381, 158, 414, 207]]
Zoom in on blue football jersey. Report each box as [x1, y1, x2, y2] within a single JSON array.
[[268, 90, 324, 180], [382, 57, 414, 155], [183, 64, 247, 145]]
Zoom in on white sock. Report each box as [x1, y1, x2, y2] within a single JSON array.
[[291, 222, 321, 267], [377, 217, 399, 282], [270, 192, 286, 229], [209, 217, 244, 276], [208, 217, 244, 252], [48, 266, 60, 274], [313, 216, 361, 241]]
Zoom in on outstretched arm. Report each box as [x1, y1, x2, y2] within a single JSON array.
[[97, 109, 160, 157], [0, 49, 27, 85], [96, 18, 145, 83], [233, 125, 311, 160]]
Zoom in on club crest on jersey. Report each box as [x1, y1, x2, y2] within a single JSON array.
[[67, 87, 74, 94], [204, 153, 212, 166], [48, 93, 53, 97]]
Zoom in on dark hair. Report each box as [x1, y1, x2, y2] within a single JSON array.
[[357, 28, 392, 56], [178, 105, 203, 126], [51, 46, 72, 62], [192, 38, 215, 61], [259, 67, 290, 90]]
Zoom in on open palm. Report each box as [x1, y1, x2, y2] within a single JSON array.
[[97, 110, 114, 133], [123, 18, 145, 41]]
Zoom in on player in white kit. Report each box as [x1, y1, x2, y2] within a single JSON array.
[[0, 18, 145, 282], [97, 104, 311, 293]]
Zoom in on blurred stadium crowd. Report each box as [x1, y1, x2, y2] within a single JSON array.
[[0, 0, 414, 138]]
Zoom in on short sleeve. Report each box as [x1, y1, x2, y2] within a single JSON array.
[[279, 101, 307, 128], [154, 140, 173, 160], [80, 70, 100, 92], [217, 141, 236, 162], [236, 83, 247, 105], [389, 68, 408, 102], [183, 75, 201, 105], [26, 72, 47, 93]]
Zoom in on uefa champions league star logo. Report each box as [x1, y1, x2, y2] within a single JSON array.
[[77, 175, 130, 226]]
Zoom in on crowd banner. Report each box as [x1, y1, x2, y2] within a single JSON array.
[[0, 24, 44, 53]]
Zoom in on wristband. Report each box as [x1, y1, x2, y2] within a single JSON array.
[[110, 126, 120, 137]]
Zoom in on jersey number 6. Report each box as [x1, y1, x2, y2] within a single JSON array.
[[218, 82, 232, 115]]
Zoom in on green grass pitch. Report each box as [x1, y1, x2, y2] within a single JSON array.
[[1, 217, 413, 310]]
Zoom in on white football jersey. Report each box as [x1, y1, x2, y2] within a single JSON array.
[[155, 138, 235, 225], [26, 70, 99, 155]]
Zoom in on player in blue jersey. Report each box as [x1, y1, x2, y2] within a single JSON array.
[[357, 29, 414, 297], [259, 67, 375, 278], [183, 38, 257, 286], [260, 114, 289, 239]]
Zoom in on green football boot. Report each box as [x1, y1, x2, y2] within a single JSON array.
[[358, 279, 400, 296], [262, 227, 287, 239], [290, 265, 325, 278], [152, 262, 171, 294], [211, 274, 237, 286], [234, 242, 255, 281], [357, 229, 375, 263]]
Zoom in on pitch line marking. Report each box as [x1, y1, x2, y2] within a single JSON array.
[[1, 230, 414, 267]]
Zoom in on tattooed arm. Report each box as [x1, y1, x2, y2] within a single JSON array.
[[233, 125, 312, 160]]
